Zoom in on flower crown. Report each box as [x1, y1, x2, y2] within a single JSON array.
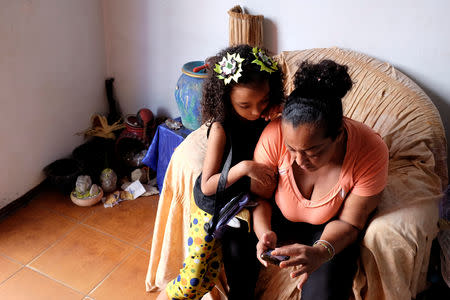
[[214, 52, 244, 85], [251, 47, 278, 73], [214, 48, 278, 85]]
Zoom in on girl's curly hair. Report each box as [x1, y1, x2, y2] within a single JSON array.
[[283, 60, 353, 140], [201, 44, 284, 124]]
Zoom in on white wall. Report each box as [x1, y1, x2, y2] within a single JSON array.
[[1, 0, 448, 208], [0, 0, 107, 208], [103, 0, 450, 173], [102, 0, 229, 118]]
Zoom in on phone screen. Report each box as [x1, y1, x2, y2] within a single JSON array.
[[260, 250, 289, 265]]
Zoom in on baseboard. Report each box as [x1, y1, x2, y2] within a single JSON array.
[[0, 180, 48, 221]]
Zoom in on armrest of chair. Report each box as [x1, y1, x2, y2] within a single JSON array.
[[145, 125, 228, 299], [354, 199, 440, 300]]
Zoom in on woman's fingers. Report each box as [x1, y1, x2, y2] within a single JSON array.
[[279, 255, 307, 268], [273, 244, 310, 269], [297, 273, 309, 290], [290, 264, 307, 278], [271, 243, 303, 256]]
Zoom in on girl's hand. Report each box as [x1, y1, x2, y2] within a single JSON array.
[[245, 161, 276, 186], [261, 104, 283, 121], [271, 243, 330, 290], [256, 230, 277, 267]]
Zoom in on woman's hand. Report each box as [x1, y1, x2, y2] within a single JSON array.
[[271, 243, 330, 290], [256, 230, 277, 267], [261, 104, 283, 121], [244, 161, 276, 187]]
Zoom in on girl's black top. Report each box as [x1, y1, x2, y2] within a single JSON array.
[[193, 115, 268, 214]]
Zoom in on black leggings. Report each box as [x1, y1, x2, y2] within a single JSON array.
[[221, 220, 259, 300], [271, 205, 360, 300]]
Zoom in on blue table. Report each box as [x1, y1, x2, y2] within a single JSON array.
[[142, 118, 192, 191]]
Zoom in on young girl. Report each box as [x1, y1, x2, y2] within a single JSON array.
[[157, 44, 284, 300]]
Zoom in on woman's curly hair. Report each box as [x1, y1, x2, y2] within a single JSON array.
[[201, 44, 284, 124], [283, 59, 353, 140]]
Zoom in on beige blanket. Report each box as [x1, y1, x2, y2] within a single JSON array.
[[146, 47, 448, 300]]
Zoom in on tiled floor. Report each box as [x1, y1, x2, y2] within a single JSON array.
[[0, 187, 160, 299]]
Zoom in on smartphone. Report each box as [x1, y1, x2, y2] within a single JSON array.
[[260, 249, 290, 265]]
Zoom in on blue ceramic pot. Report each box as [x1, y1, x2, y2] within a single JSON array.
[[174, 61, 207, 131]]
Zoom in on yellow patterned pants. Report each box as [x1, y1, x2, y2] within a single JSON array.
[[166, 199, 222, 300]]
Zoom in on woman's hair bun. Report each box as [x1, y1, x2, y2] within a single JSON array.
[[293, 60, 352, 100]]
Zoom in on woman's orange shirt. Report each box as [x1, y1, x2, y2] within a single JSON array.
[[254, 117, 389, 224]]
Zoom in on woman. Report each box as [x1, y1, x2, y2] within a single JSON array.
[[251, 60, 389, 299]]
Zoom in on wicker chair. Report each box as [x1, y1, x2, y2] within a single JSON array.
[[146, 47, 448, 300]]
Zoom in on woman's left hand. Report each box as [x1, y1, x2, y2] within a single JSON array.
[[271, 243, 330, 290]]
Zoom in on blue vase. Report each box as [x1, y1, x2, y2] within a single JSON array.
[[174, 61, 207, 131]]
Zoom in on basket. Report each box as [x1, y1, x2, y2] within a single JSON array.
[[43, 158, 84, 194], [228, 5, 263, 48]]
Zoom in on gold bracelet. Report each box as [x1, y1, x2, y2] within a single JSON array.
[[313, 239, 335, 261]]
